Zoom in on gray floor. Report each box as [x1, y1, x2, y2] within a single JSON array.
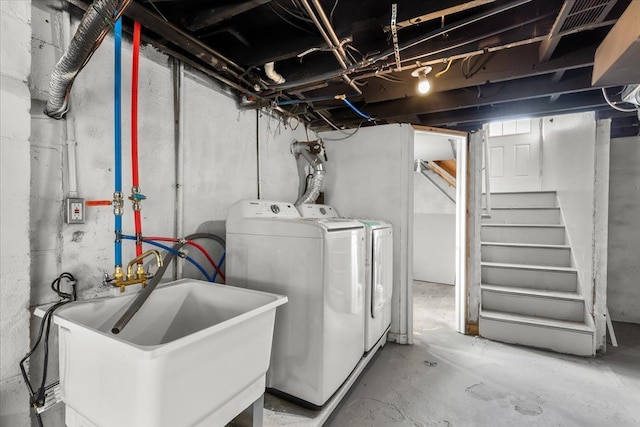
[[327, 281, 640, 427]]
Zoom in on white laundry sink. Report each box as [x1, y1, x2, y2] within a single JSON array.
[[53, 279, 286, 427]]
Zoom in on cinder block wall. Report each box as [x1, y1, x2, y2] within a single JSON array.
[[0, 1, 33, 426], [1, 2, 306, 424]]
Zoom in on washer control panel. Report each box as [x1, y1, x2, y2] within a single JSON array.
[[229, 200, 301, 219], [297, 204, 340, 218]]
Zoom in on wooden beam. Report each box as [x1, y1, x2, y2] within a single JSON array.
[[186, 0, 273, 32], [360, 42, 597, 104], [383, 0, 496, 31], [332, 71, 596, 120]]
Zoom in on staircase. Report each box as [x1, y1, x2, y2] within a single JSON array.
[[479, 191, 595, 356]]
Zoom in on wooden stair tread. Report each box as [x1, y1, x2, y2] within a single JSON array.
[[481, 262, 577, 273], [481, 223, 565, 228], [480, 310, 592, 333], [481, 242, 570, 249], [481, 284, 583, 301]]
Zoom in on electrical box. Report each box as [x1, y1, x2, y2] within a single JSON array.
[[65, 198, 85, 224]]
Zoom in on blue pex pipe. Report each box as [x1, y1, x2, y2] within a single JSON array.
[[114, 18, 123, 267], [212, 252, 225, 283], [342, 98, 372, 120], [121, 235, 213, 282]]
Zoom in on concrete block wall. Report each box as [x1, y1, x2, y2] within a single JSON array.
[[608, 136, 640, 324], [0, 1, 33, 426], [0, 2, 303, 425]]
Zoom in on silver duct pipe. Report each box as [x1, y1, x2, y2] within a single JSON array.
[[292, 141, 326, 206], [45, 0, 131, 119]]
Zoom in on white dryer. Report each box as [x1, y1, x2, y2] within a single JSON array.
[[297, 204, 393, 352], [226, 200, 365, 408]]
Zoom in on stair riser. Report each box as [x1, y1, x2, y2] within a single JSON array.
[[489, 193, 557, 208], [482, 209, 561, 224], [481, 246, 571, 267], [481, 266, 577, 292], [479, 316, 594, 356], [481, 290, 583, 322], [481, 227, 565, 245]]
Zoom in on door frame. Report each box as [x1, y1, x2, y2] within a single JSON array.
[[412, 125, 470, 334]]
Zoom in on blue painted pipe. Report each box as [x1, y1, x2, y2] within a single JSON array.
[[114, 18, 123, 267], [212, 252, 225, 282], [122, 235, 213, 282]]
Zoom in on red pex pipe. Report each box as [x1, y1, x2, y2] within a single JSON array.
[[145, 236, 226, 282], [132, 21, 142, 257]]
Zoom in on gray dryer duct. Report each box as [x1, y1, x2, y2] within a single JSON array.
[[291, 141, 326, 206]]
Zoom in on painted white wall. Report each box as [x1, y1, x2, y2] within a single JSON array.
[[321, 124, 414, 344], [0, 2, 300, 423], [413, 174, 455, 284], [607, 136, 640, 324], [0, 2, 32, 426], [414, 130, 455, 161], [540, 112, 597, 311], [258, 112, 308, 202]]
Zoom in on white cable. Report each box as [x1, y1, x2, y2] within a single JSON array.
[[601, 87, 640, 113]]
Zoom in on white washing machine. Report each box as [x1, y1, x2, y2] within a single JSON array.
[[226, 200, 365, 408], [298, 204, 393, 352]]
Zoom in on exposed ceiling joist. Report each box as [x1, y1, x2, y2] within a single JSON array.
[[360, 42, 597, 104], [330, 71, 596, 121], [418, 90, 609, 127], [382, 0, 497, 31], [186, 0, 273, 32]]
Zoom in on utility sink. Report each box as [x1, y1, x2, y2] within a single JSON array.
[[53, 279, 287, 427]]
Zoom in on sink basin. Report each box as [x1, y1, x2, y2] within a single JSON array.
[[53, 279, 287, 427]]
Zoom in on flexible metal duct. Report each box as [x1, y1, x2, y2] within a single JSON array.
[[45, 0, 131, 119], [292, 141, 326, 206]]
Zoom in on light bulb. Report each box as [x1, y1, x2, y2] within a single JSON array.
[[417, 77, 431, 94]]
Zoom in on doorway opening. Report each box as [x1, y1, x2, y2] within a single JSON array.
[[411, 126, 468, 336]]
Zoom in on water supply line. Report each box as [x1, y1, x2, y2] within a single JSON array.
[[112, 233, 221, 334], [130, 21, 145, 258], [291, 141, 326, 206], [113, 17, 124, 281], [45, 0, 132, 119]]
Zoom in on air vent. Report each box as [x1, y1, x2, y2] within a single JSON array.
[[559, 0, 616, 33]]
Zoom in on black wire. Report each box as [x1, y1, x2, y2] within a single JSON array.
[[268, 3, 316, 35], [19, 272, 76, 420]]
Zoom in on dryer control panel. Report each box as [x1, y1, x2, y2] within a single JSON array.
[[228, 199, 301, 219], [297, 204, 340, 218]]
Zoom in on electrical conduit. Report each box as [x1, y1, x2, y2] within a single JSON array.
[[131, 21, 144, 258]]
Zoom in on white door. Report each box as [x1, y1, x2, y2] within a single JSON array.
[[487, 119, 541, 193]]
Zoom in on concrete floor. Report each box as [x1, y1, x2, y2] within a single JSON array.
[[326, 281, 640, 427]]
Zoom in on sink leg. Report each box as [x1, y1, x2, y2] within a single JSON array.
[[250, 394, 264, 427]]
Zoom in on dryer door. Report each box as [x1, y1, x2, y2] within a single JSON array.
[[371, 227, 393, 317]]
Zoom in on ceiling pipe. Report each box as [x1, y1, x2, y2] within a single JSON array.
[[273, 0, 533, 92], [299, 0, 362, 95]]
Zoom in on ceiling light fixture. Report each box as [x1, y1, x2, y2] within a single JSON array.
[[411, 66, 433, 95]]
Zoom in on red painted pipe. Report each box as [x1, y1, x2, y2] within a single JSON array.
[[132, 21, 142, 257], [145, 236, 225, 282]]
